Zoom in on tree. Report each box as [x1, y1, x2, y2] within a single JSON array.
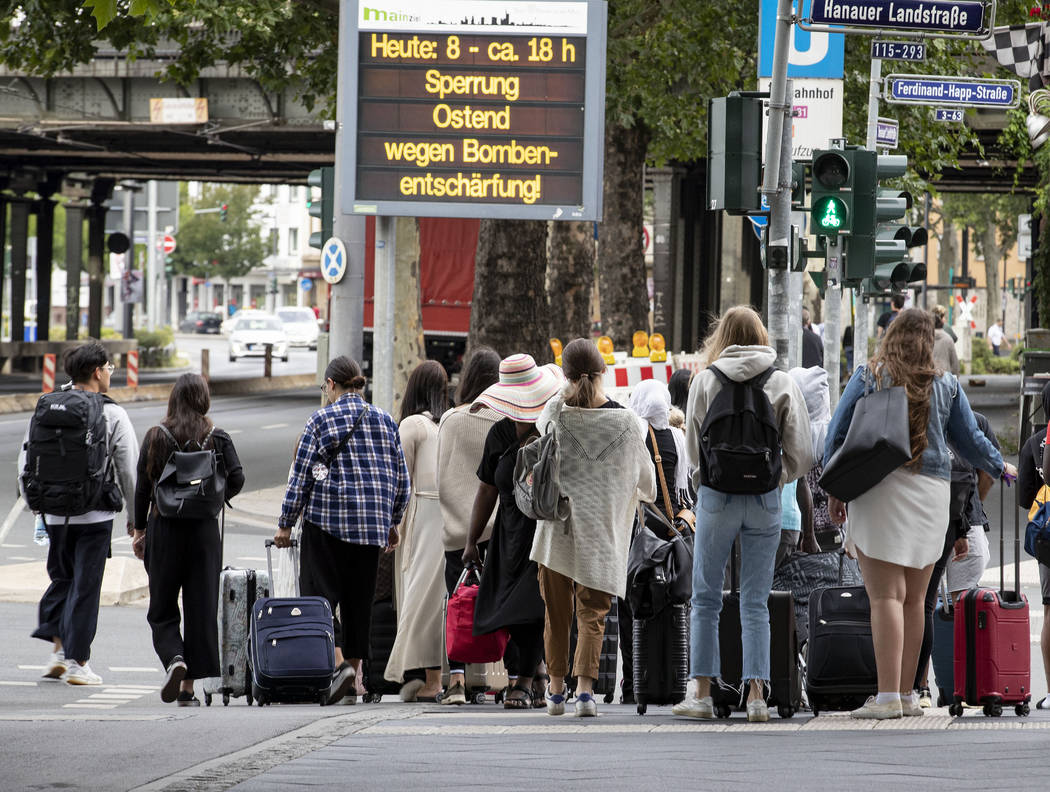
[[547, 220, 595, 345], [170, 183, 269, 287]]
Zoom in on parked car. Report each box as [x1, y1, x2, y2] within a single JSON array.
[[228, 314, 289, 362], [179, 311, 223, 334], [277, 307, 320, 350]]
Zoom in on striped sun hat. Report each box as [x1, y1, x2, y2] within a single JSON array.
[[470, 354, 564, 423]]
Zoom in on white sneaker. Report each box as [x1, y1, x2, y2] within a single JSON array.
[[901, 693, 924, 717], [672, 695, 715, 719], [42, 651, 66, 680], [850, 696, 903, 720], [63, 661, 102, 686], [574, 692, 597, 717], [746, 698, 770, 722]]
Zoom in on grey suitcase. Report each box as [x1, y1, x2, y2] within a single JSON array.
[[203, 566, 270, 706]]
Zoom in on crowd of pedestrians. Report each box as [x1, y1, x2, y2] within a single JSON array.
[[17, 303, 1028, 720]]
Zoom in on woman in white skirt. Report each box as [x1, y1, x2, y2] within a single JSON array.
[[825, 309, 1016, 719]]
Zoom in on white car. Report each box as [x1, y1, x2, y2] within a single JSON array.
[[221, 308, 268, 335], [277, 307, 320, 350], [228, 315, 289, 362]]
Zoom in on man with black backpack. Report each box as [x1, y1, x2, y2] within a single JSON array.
[[19, 342, 138, 686]]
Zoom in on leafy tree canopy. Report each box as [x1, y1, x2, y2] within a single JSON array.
[[169, 182, 269, 281]]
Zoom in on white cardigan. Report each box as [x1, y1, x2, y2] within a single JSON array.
[[530, 395, 656, 597]]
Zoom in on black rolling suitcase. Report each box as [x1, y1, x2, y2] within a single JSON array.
[[712, 542, 802, 719], [567, 599, 619, 703], [632, 603, 689, 714], [805, 585, 877, 715]]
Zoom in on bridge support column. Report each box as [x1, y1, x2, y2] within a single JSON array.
[[65, 203, 86, 340], [9, 198, 30, 346], [35, 193, 56, 344]]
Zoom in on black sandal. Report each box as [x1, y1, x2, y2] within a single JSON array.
[[503, 684, 534, 710], [531, 675, 549, 709]]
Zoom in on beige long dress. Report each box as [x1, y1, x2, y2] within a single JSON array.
[[385, 412, 445, 682]]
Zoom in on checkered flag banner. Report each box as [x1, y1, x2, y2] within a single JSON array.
[[980, 22, 1050, 91]]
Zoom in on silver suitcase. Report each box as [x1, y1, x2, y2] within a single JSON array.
[[202, 566, 270, 706]]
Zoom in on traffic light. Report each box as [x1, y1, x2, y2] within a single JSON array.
[[844, 153, 910, 284], [810, 148, 856, 239], [308, 167, 334, 250], [707, 94, 763, 215], [220, 203, 228, 222], [791, 161, 806, 209], [164, 255, 175, 276]]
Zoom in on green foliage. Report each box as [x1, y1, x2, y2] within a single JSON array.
[[134, 325, 177, 367], [169, 183, 269, 281], [971, 336, 1020, 374]]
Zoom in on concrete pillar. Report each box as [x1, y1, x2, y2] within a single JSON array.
[[35, 195, 56, 343], [9, 199, 29, 344], [65, 203, 86, 340], [86, 202, 106, 338]]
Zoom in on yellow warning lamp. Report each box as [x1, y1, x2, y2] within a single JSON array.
[[632, 330, 650, 358], [597, 335, 615, 365], [549, 338, 563, 367], [649, 333, 667, 362]]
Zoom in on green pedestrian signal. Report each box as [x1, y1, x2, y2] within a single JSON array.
[[810, 149, 855, 240], [814, 195, 848, 232]]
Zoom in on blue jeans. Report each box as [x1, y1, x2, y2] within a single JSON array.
[[690, 486, 781, 682]]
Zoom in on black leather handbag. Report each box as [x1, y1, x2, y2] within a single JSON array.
[[626, 503, 694, 620], [819, 376, 911, 502]]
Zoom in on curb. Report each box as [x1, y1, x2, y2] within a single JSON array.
[[0, 374, 316, 415]]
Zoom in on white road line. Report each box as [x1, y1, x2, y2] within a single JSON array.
[[63, 703, 117, 709], [227, 429, 243, 434], [1, 543, 26, 548], [99, 690, 152, 696], [237, 556, 267, 562], [103, 685, 158, 690], [9, 556, 34, 561], [261, 423, 289, 430], [86, 694, 140, 701], [108, 667, 159, 673], [17, 665, 46, 670], [0, 681, 38, 687]]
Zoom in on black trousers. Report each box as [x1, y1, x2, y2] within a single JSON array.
[[914, 527, 955, 690], [503, 620, 544, 680], [33, 519, 112, 663], [300, 520, 380, 659], [144, 518, 221, 679]]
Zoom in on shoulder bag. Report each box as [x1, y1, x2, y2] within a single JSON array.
[[818, 371, 910, 502], [310, 405, 371, 482], [648, 424, 695, 531]]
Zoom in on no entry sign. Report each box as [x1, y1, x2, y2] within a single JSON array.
[[161, 234, 177, 254]]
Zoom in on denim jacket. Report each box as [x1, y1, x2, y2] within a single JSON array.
[[824, 365, 1003, 482]]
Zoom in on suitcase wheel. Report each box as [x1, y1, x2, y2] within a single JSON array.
[[777, 705, 794, 719], [222, 693, 230, 707], [204, 693, 212, 707], [715, 705, 732, 719], [637, 703, 647, 715], [604, 692, 614, 704], [982, 701, 1003, 717], [472, 692, 487, 705], [1016, 702, 1031, 717], [948, 702, 963, 717]]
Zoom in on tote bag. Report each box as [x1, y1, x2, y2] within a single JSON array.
[[819, 377, 910, 502]]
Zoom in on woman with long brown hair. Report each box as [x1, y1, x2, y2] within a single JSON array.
[[674, 306, 812, 723], [824, 308, 1014, 719], [136, 373, 245, 706]]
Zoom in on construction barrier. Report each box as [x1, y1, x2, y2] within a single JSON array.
[[126, 350, 139, 388], [41, 353, 56, 393]]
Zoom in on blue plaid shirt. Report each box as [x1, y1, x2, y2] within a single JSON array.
[[280, 393, 410, 546]]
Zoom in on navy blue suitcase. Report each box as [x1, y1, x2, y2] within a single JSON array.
[[250, 542, 336, 705], [931, 575, 954, 707]]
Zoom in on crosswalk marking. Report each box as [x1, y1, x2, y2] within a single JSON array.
[[108, 667, 159, 673], [17, 665, 46, 670], [0, 681, 37, 687], [63, 703, 117, 709], [261, 423, 289, 430], [86, 694, 139, 701]]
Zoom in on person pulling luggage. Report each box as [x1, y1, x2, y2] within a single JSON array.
[[275, 356, 410, 705]]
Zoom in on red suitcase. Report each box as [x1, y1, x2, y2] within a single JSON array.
[[950, 481, 1031, 717]]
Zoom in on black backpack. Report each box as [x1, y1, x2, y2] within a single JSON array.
[[22, 389, 117, 517], [153, 425, 226, 520], [696, 365, 783, 495]]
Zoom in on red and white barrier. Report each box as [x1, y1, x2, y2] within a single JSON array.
[[127, 350, 139, 388], [41, 353, 56, 393], [603, 358, 674, 390]]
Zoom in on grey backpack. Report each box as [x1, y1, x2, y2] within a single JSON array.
[[513, 403, 570, 523]]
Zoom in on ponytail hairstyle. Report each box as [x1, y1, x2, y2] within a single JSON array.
[[324, 356, 367, 391], [561, 337, 605, 408]]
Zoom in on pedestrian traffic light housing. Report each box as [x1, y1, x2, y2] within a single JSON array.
[[843, 153, 909, 284], [308, 167, 335, 250], [220, 203, 228, 222], [791, 161, 806, 209], [707, 94, 763, 215], [810, 148, 855, 238]]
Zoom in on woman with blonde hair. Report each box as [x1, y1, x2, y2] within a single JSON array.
[[531, 338, 655, 717], [674, 306, 812, 722], [824, 308, 1013, 719]]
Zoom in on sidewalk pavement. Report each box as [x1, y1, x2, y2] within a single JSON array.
[[0, 487, 284, 605], [132, 701, 1050, 792]]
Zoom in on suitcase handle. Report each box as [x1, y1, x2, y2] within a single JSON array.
[[456, 561, 483, 591], [265, 538, 300, 597]]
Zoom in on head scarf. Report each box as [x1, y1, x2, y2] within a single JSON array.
[[629, 379, 671, 431]]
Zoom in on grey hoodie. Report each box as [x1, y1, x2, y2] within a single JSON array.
[[685, 345, 813, 490]]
